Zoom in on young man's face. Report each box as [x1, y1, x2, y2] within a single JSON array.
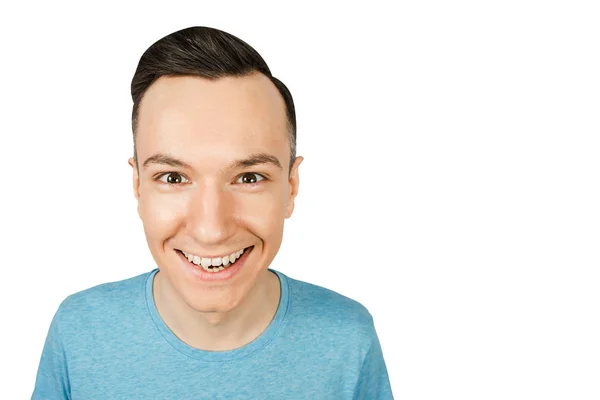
[[128, 73, 302, 313]]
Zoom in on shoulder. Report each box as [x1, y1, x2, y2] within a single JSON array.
[[60, 269, 150, 308], [53, 270, 151, 330], [283, 272, 377, 343]]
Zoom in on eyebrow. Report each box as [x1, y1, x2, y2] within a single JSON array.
[[142, 152, 283, 171]]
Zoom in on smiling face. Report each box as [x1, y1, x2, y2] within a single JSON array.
[[128, 73, 302, 314]]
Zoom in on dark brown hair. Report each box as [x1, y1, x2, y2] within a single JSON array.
[[130, 26, 297, 173]]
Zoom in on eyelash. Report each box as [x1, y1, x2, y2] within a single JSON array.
[[154, 172, 268, 187]]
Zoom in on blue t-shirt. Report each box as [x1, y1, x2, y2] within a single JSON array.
[[32, 268, 394, 399]]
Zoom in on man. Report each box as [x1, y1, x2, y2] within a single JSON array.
[[32, 26, 394, 399]]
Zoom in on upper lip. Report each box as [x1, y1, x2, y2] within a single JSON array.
[[177, 245, 252, 259]]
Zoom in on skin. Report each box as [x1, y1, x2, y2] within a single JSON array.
[[127, 73, 303, 351]]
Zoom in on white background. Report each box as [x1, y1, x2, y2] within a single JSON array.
[[1, 1, 599, 398]]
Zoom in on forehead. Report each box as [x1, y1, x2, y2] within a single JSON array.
[[136, 73, 289, 163]]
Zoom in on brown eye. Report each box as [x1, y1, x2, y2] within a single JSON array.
[[157, 172, 189, 185], [237, 172, 265, 185]]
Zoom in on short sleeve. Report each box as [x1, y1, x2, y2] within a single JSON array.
[[352, 320, 394, 400], [31, 304, 71, 399]]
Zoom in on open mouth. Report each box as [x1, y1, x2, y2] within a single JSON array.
[[176, 246, 254, 273]]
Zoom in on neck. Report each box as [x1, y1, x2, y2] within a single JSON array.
[[153, 269, 280, 351]]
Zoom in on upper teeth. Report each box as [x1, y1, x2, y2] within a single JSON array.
[[182, 248, 246, 267]]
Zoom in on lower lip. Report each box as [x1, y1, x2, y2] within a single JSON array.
[[177, 246, 253, 282]]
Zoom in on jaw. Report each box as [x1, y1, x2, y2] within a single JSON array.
[[155, 243, 274, 318]]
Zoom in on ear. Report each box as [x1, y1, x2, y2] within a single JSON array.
[[285, 156, 303, 219], [128, 157, 141, 216]]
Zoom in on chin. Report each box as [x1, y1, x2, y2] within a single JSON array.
[[157, 240, 272, 313], [190, 303, 233, 313], [185, 292, 243, 314]]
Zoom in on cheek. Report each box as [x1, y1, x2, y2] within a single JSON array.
[[235, 189, 287, 237], [138, 190, 188, 238], [138, 183, 289, 243]]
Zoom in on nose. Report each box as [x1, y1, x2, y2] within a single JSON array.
[[186, 181, 235, 246]]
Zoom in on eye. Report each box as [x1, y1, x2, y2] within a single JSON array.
[[156, 172, 190, 185], [236, 172, 266, 185]]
